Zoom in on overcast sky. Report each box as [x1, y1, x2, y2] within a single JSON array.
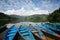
[[0, 0, 60, 16]]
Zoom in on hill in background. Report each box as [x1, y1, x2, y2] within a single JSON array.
[[26, 14, 48, 22], [0, 12, 17, 25], [0, 12, 48, 26], [10, 14, 48, 22]]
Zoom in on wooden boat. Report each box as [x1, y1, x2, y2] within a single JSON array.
[[43, 24, 60, 32], [0, 25, 7, 33], [29, 24, 47, 40], [47, 23, 60, 29], [49, 23, 60, 25], [55, 23, 60, 28], [37, 24, 60, 39], [4, 25, 18, 40], [44, 23, 60, 34], [18, 25, 35, 40]]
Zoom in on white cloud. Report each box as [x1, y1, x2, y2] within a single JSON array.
[[4, 7, 49, 16], [41, 0, 53, 8], [3, 0, 49, 16], [0, 0, 36, 11]]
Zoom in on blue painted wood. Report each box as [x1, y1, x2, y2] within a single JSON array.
[[29, 24, 45, 37], [49, 23, 60, 29], [4, 25, 18, 40], [18, 25, 35, 40], [45, 23, 60, 32], [50, 23, 60, 26], [37, 24, 56, 35]]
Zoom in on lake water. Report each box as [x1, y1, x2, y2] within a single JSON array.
[[6, 22, 48, 28]]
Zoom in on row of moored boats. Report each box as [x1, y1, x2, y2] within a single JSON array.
[[0, 23, 60, 40]]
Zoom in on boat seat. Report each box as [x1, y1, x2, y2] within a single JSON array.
[[19, 29, 26, 31], [8, 31, 16, 33], [7, 34, 14, 37], [22, 33, 30, 36], [20, 30, 28, 33]]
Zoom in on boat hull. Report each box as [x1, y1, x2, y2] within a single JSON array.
[[29, 24, 47, 40], [37, 24, 60, 39], [4, 25, 18, 40], [18, 25, 35, 40]]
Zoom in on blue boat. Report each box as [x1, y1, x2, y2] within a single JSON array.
[[49, 23, 60, 26], [4, 25, 18, 40], [0, 25, 7, 33], [55, 23, 60, 28], [37, 24, 60, 39], [44, 23, 60, 35], [48, 23, 60, 29], [18, 25, 35, 40], [45, 23, 60, 32], [29, 24, 47, 40], [55, 23, 60, 27]]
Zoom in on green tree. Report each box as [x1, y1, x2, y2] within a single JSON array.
[[47, 8, 60, 22]]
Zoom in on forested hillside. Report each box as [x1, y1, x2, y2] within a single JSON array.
[[47, 8, 60, 22], [0, 12, 17, 26], [26, 14, 48, 22]]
